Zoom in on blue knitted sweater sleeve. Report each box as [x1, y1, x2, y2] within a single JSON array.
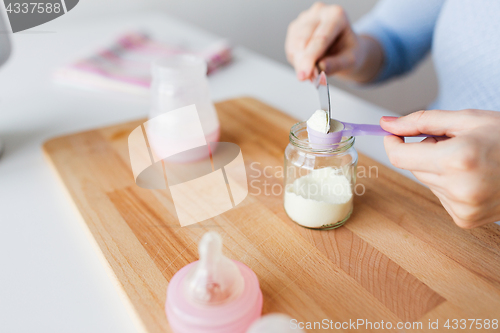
[[354, 0, 445, 83]]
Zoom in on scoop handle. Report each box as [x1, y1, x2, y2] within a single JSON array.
[[342, 123, 438, 138]]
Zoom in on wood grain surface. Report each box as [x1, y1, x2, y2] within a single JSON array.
[[43, 97, 500, 332]]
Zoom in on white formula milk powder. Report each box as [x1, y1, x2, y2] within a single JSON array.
[[306, 110, 344, 133], [284, 167, 353, 228]]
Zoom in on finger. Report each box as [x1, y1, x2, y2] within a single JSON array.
[[317, 51, 355, 75], [285, 4, 325, 76], [440, 199, 484, 229], [285, 19, 320, 66], [296, 7, 348, 79], [411, 172, 461, 208], [411, 140, 455, 184], [384, 135, 450, 173], [380, 109, 487, 137], [310, 66, 319, 82], [433, 193, 461, 223], [412, 171, 455, 206], [412, 170, 443, 188], [427, 186, 488, 229]]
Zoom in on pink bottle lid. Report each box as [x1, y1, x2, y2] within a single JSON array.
[[166, 232, 263, 333]]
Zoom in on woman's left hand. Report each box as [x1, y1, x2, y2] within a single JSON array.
[[380, 109, 500, 229]]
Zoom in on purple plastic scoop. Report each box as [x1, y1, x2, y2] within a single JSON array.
[[307, 119, 437, 146], [309, 72, 439, 146]]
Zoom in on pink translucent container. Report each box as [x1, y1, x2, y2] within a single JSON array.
[[148, 55, 220, 163], [165, 232, 263, 333], [166, 261, 262, 333]]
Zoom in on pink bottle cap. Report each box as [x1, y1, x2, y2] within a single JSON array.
[[166, 232, 263, 333]]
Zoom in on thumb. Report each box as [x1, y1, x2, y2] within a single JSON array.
[[380, 109, 482, 137]]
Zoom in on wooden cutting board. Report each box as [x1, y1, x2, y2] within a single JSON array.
[[43, 97, 500, 333]]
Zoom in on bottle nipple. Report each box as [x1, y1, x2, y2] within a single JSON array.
[[183, 232, 244, 305]]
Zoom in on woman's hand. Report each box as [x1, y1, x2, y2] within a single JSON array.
[[381, 109, 500, 229], [285, 2, 383, 82]]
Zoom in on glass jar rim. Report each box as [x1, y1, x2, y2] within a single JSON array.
[[289, 121, 354, 153]]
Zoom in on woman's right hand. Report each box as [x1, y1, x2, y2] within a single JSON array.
[[285, 2, 383, 82]]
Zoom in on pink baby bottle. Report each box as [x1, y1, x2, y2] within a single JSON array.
[[166, 232, 263, 333], [148, 55, 220, 163]]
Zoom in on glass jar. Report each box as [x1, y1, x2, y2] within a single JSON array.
[[283, 121, 358, 230], [148, 55, 220, 163]]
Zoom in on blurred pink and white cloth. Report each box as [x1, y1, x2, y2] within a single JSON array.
[[53, 32, 232, 96]]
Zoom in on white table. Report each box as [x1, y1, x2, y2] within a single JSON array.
[[0, 12, 412, 332]]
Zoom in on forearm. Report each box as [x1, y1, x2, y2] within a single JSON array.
[[351, 0, 444, 83]]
